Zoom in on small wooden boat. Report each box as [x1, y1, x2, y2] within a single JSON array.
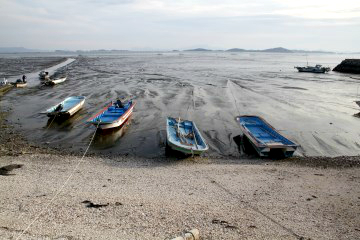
[[87, 100, 136, 129], [12, 79, 27, 88], [15, 82, 27, 88], [42, 96, 86, 118], [44, 77, 67, 86], [166, 117, 208, 155], [236, 116, 297, 157]]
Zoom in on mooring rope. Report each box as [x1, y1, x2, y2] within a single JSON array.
[[15, 121, 100, 240], [228, 80, 241, 117], [45, 115, 57, 130]]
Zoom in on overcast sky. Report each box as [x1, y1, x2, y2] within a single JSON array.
[[0, 0, 359, 51]]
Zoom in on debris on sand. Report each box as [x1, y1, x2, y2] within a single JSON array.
[[81, 200, 109, 209], [0, 164, 23, 176]]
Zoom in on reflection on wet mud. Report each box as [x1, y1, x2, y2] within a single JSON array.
[[91, 117, 132, 149], [45, 109, 86, 131]]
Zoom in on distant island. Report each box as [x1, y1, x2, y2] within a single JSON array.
[[0, 47, 46, 53], [184, 47, 334, 54], [0, 46, 347, 54], [184, 48, 213, 52]]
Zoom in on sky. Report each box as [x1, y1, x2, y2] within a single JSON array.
[[0, 0, 359, 52]]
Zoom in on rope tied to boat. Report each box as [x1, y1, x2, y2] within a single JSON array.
[[15, 121, 101, 240], [45, 115, 57, 130]]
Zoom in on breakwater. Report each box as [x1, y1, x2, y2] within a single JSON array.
[[333, 59, 360, 74]]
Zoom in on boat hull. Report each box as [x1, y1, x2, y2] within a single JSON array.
[[236, 115, 298, 158], [295, 66, 330, 73], [296, 68, 326, 73], [15, 83, 27, 88], [166, 140, 206, 155], [45, 77, 67, 86]]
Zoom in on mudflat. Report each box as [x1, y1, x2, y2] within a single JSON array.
[[1, 52, 360, 158]]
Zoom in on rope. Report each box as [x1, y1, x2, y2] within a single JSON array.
[[15, 121, 100, 240], [45, 115, 57, 130], [228, 80, 241, 117]]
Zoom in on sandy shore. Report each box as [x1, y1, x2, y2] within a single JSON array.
[[0, 153, 359, 240]]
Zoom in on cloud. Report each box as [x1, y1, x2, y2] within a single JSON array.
[[0, 0, 359, 51]]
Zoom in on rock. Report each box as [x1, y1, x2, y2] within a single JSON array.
[[333, 59, 360, 74]]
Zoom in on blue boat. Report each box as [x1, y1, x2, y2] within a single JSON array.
[[87, 100, 135, 129], [166, 117, 209, 155], [236, 116, 298, 157]]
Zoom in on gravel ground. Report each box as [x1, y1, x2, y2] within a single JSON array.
[[0, 154, 359, 240]]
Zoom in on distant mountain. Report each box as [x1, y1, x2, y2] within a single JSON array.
[[291, 49, 335, 54], [184, 48, 212, 52], [226, 47, 292, 53], [262, 47, 293, 53], [0, 47, 45, 53], [55, 49, 129, 54], [226, 48, 246, 52]]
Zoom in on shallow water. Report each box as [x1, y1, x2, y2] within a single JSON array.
[[2, 52, 360, 158]]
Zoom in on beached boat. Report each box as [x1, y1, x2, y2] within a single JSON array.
[[39, 71, 49, 79], [15, 82, 27, 88], [12, 79, 27, 88], [166, 117, 208, 155], [236, 116, 297, 157], [294, 65, 330, 73], [87, 100, 136, 129], [42, 96, 86, 118], [44, 77, 67, 86]]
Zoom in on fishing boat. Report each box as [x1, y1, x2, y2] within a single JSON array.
[[44, 77, 67, 86], [166, 117, 208, 155], [87, 99, 136, 129], [39, 71, 49, 79], [236, 116, 297, 157], [42, 96, 86, 118], [12, 79, 27, 88], [15, 82, 27, 88], [294, 65, 330, 73]]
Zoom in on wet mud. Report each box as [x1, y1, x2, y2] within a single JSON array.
[[1, 52, 360, 158]]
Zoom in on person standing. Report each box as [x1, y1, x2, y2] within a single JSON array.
[[22, 75, 27, 83]]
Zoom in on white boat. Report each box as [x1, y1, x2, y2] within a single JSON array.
[[13, 79, 27, 88], [15, 82, 27, 88], [42, 96, 86, 118], [44, 77, 67, 86], [294, 65, 330, 73], [166, 117, 209, 155]]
